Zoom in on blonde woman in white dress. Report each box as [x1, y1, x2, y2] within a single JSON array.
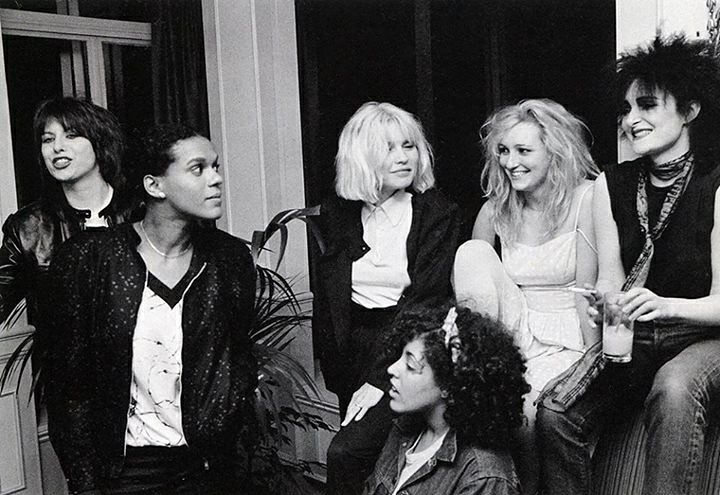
[[453, 99, 599, 494]]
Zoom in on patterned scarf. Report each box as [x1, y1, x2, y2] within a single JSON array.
[[649, 150, 693, 181], [536, 152, 696, 412], [622, 153, 695, 289]]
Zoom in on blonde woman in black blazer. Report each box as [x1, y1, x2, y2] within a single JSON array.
[[312, 102, 459, 495]]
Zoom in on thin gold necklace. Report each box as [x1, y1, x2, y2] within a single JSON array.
[[139, 220, 191, 259]]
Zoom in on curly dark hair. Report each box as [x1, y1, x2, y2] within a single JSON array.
[[127, 123, 202, 198], [386, 304, 529, 449], [615, 34, 720, 167], [33, 97, 125, 198]]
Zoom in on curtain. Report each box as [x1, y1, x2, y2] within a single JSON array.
[[151, 0, 209, 137]]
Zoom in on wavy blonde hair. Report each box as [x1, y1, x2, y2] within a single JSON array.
[[335, 102, 435, 203], [480, 99, 599, 241]]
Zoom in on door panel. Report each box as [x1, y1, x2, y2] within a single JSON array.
[[0, 342, 42, 495]]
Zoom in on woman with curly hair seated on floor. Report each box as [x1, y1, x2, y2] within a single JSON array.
[[363, 304, 529, 495]]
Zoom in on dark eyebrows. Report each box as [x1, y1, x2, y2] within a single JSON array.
[[635, 95, 658, 104], [186, 155, 218, 167]]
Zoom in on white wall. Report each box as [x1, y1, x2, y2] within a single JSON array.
[[616, 0, 711, 160], [202, 0, 309, 288], [617, 0, 708, 54]]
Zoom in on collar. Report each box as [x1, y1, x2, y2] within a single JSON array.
[[394, 416, 458, 464], [361, 190, 412, 226], [54, 186, 118, 221], [646, 151, 694, 182]]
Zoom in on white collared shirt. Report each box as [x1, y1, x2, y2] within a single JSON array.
[[351, 191, 412, 308]]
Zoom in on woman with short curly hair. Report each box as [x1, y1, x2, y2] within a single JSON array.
[[363, 304, 528, 495]]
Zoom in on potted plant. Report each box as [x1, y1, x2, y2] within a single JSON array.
[[1, 206, 332, 494]]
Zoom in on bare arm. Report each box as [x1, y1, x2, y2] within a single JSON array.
[[472, 201, 496, 242], [574, 182, 599, 346], [581, 173, 626, 328], [623, 187, 720, 324], [593, 173, 626, 294]]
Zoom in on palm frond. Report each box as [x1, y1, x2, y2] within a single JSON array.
[[0, 299, 33, 395], [249, 206, 324, 268], [3, 298, 27, 330], [0, 332, 33, 393]]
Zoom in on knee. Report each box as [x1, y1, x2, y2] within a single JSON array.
[[645, 365, 698, 414], [453, 240, 501, 295], [536, 405, 578, 446], [327, 429, 356, 467], [455, 239, 497, 267]]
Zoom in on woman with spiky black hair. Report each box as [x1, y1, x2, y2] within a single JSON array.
[[537, 34, 720, 495]]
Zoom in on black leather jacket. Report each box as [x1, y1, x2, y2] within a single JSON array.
[[0, 193, 131, 325]]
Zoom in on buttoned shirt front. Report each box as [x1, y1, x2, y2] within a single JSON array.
[[352, 191, 412, 308]]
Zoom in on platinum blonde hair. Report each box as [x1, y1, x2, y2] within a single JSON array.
[[335, 102, 435, 203], [480, 99, 599, 241]]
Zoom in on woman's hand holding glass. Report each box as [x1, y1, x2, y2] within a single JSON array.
[[584, 286, 677, 325], [619, 287, 677, 322]]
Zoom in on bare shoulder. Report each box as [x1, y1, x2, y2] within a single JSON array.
[[477, 199, 495, 220], [574, 179, 595, 202], [472, 200, 496, 241]]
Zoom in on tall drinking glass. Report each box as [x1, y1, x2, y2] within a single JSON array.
[[602, 291, 634, 363]]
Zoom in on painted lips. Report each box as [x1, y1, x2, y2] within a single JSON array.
[[52, 157, 72, 168], [631, 128, 651, 140]]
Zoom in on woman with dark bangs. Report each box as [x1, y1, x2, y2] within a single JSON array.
[[363, 304, 528, 495], [0, 97, 131, 389], [537, 34, 720, 495]]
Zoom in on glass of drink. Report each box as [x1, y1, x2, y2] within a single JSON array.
[[602, 291, 634, 363]]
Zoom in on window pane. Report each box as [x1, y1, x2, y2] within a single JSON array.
[[103, 42, 154, 139], [0, 0, 56, 13], [3, 35, 87, 207], [78, 0, 153, 22]]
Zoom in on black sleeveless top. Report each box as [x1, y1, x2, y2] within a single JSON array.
[[605, 157, 720, 299]]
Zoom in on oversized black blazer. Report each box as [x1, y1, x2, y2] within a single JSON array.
[[312, 188, 459, 394]]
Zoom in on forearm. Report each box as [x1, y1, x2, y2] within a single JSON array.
[[594, 276, 622, 295], [575, 295, 600, 346], [665, 294, 720, 326]]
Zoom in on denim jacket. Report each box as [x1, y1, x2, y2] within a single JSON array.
[[363, 418, 520, 495]]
